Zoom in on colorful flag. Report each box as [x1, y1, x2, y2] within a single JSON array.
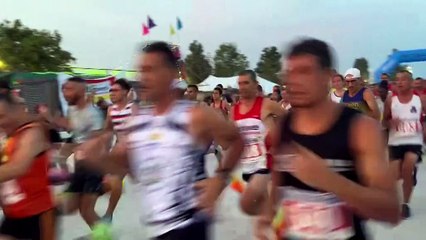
[[177, 17, 183, 30], [169, 24, 176, 36], [142, 23, 150, 36], [147, 16, 156, 28]]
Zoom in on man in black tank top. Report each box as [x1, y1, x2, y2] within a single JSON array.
[[271, 39, 399, 240]]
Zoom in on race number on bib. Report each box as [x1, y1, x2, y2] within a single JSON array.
[[0, 180, 25, 205], [241, 144, 262, 161], [282, 200, 354, 239], [396, 121, 422, 136]]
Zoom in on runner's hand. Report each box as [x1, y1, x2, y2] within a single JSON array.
[[290, 143, 334, 190], [194, 176, 226, 216]]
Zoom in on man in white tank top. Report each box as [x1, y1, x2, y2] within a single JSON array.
[[384, 70, 425, 219], [78, 42, 244, 240]]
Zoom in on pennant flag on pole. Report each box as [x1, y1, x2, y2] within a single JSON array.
[[142, 23, 150, 36], [177, 17, 183, 30], [147, 16, 156, 29], [170, 24, 176, 36]]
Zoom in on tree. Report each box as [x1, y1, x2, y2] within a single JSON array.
[[255, 46, 281, 83], [184, 41, 212, 84], [213, 43, 249, 77], [0, 20, 75, 72], [353, 58, 369, 80]]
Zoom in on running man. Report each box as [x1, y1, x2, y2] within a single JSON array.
[[273, 39, 399, 239], [383, 70, 424, 219], [342, 68, 381, 120], [0, 93, 56, 240], [55, 77, 120, 236], [186, 84, 206, 106], [80, 41, 244, 240], [232, 69, 284, 239], [330, 74, 345, 103]]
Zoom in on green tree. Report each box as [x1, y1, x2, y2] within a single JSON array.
[[0, 20, 75, 72], [353, 58, 369, 80], [213, 43, 249, 77], [255, 46, 281, 83], [184, 41, 212, 84]]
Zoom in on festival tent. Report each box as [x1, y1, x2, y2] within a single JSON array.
[[198, 75, 277, 93]]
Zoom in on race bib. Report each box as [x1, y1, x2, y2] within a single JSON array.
[[396, 120, 422, 136], [282, 200, 353, 239], [0, 180, 26, 205], [241, 144, 262, 161]]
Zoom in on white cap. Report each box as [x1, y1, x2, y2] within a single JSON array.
[[344, 68, 361, 79]]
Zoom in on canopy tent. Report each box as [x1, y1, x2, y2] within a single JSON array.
[[198, 75, 277, 93]]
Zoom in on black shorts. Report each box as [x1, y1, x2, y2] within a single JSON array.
[[389, 145, 423, 161], [154, 220, 208, 240], [0, 209, 56, 240], [66, 163, 105, 195], [242, 169, 270, 182]]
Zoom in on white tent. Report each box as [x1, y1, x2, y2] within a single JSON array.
[[198, 75, 277, 93]]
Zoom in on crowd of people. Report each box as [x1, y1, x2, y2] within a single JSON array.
[[0, 38, 423, 240]]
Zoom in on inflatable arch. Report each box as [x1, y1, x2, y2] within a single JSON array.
[[374, 49, 426, 83]]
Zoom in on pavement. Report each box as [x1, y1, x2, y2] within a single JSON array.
[[58, 154, 426, 240]]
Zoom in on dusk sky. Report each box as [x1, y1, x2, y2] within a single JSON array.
[[3, 0, 426, 79]]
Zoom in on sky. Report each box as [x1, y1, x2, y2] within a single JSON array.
[[2, 0, 426, 80]]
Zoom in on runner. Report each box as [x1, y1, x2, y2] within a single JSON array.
[[101, 78, 134, 222], [330, 74, 345, 103], [80, 41, 244, 240], [383, 70, 424, 219], [342, 68, 381, 120], [186, 84, 206, 106], [55, 77, 120, 238], [279, 86, 291, 110], [232, 69, 284, 239], [210, 87, 230, 116], [0, 93, 56, 240], [273, 39, 399, 240]]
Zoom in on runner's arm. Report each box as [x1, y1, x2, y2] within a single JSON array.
[[104, 106, 113, 131], [325, 116, 399, 223], [0, 127, 48, 182], [363, 88, 381, 120]]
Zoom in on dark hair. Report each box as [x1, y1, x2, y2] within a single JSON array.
[[213, 87, 223, 95], [0, 80, 11, 90], [379, 80, 389, 90], [67, 76, 86, 84], [333, 74, 344, 81], [113, 78, 131, 92], [238, 69, 257, 82], [142, 41, 180, 68], [381, 73, 390, 77], [187, 84, 198, 91], [287, 38, 333, 69], [0, 93, 16, 105], [415, 77, 423, 81], [257, 85, 263, 92], [216, 84, 223, 89]]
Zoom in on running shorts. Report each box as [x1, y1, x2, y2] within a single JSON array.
[[66, 162, 105, 195], [154, 220, 208, 240], [241, 153, 273, 182], [389, 144, 422, 162], [0, 208, 56, 240]]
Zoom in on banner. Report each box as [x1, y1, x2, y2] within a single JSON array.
[[85, 76, 115, 103]]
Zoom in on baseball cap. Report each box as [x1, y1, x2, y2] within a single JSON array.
[[344, 68, 361, 79]]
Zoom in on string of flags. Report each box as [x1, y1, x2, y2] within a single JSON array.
[[142, 16, 183, 36]]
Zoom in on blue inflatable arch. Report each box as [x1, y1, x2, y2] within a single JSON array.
[[374, 49, 426, 83]]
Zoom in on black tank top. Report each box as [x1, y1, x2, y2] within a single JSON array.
[[278, 107, 368, 240]]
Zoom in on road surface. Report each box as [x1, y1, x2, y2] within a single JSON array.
[[58, 154, 426, 240]]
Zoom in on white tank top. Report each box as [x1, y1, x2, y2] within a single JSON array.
[[388, 94, 423, 146], [233, 97, 269, 174], [330, 90, 342, 103], [126, 100, 207, 236]]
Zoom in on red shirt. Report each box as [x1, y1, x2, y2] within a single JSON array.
[[0, 122, 53, 218], [233, 97, 273, 169]]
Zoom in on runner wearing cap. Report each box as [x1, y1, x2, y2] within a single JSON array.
[[341, 68, 381, 120]]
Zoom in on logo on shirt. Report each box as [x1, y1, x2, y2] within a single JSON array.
[[410, 106, 417, 113], [149, 132, 163, 141]]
